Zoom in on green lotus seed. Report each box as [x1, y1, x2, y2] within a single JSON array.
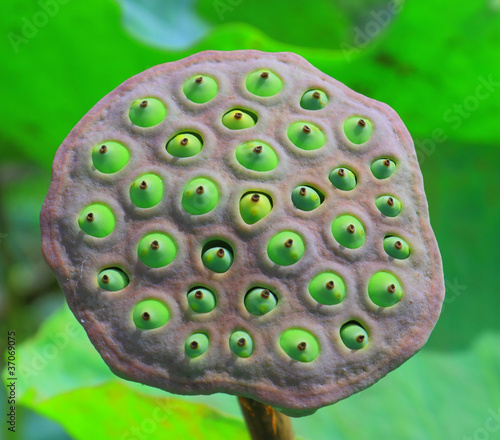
[[244, 288, 277, 316], [331, 215, 365, 249], [329, 167, 357, 191], [91, 141, 130, 174], [240, 193, 272, 224], [185, 333, 209, 358], [78, 203, 115, 238], [300, 90, 328, 110], [368, 271, 403, 307], [383, 236, 410, 260], [187, 287, 216, 313], [235, 141, 278, 172], [287, 122, 325, 150], [375, 195, 402, 217], [245, 69, 282, 97], [183, 75, 218, 104], [340, 322, 368, 350], [133, 299, 170, 330], [267, 231, 305, 266], [182, 177, 219, 215], [130, 174, 163, 208], [308, 272, 345, 305], [279, 329, 319, 362], [222, 109, 256, 130], [344, 116, 373, 144], [229, 331, 253, 358], [129, 98, 166, 128], [202, 246, 233, 273], [166, 133, 203, 158], [137, 233, 177, 268], [371, 158, 396, 179], [291, 186, 321, 211], [97, 268, 129, 291]]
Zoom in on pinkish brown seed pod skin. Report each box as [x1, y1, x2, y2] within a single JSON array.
[[40, 50, 444, 417]]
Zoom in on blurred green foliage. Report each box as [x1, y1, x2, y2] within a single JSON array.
[[1, 0, 499, 438]]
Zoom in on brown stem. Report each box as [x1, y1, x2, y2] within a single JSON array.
[[238, 396, 294, 440]]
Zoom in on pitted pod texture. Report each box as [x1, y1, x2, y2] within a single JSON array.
[[40, 50, 445, 417]]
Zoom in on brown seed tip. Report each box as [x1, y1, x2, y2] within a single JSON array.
[[139, 100, 148, 108], [216, 248, 225, 258], [194, 290, 204, 299], [302, 125, 311, 134], [395, 241, 403, 250], [99, 145, 107, 154], [180, 137, 189, 146], [234, 112, 243, 120], [260, 71, 269, 79], [297, 342, 307, 351], [194, 76, 204, 84], [253, 145, 263, 153], [251, 193, 260, 202], [151, 240, 159, 250], [142, 312, 150, 321], [284, 239, 293, 248], [358, 119, 366, 127], [196, 186, 204, 195], [190, 341, 199, 350], [338, 168, 345, 177], [86, 213, 94, 222], [388, 284, 396, 293], [326, 280, 335, 290], [140, 181, 148, 190], [260, 289, 270, 299], [356, 335, 365, 343], [312, 91, 321, 99], [387, 197, 395, 206], [237, 338, 246, 347], [299, 187, 307, 196], [347, 224, 355, 234], [101, 274, 109, 284], [384, 159, 391, 167]]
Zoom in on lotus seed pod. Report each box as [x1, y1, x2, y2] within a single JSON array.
[[308, 272, 345, 305], [97, 268, 129, 291], [300, 89, 328, 110], [375, 195, 402, 217], [287, 121, 325, 150], [240, 192, 272, 224], [166, 133, 203, 158], [340, 322, 368, 350], [187, 287, 216, 313], [331, 214, 366, 249], [133, 299, 170, 330], [92, 141, 130, 174], [41, 51, 444, 417], [244, 288, 277, 316], [78, 203, 115, 237], [222, 109, 256, 130], [130, 174, 164, 208], [291, 185, 321, 211], [185, 333, 209, 358], [202, 246, 233, 273], [343, 116, 373, 145], [368, 271, 404, 307], [129, 98, 166, 127], [371, 158, 396, 179], [183, 75, 218, 104], [245, 69, 283, 97], [329, 167, 357, 191], [383, 236, 410, 260], [279, 329, 319, 363], [267, 231, 305, 266], [137, 233, 177, 268], [181, 177, 219, 215], [229, 331, 254, 358], [235, 141, 278, 172]]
